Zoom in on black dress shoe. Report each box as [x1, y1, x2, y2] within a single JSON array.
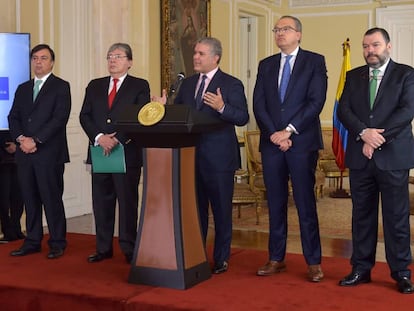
[[339, 271, 371, 286], [47, 248, 64, 259], [397, 277, 414, 294], [87, 251, 113, 263], [10, 247, 41, 257], [213, 261, 228, 274], [0, 238, 10, 244], [16, 233, 26, 240]]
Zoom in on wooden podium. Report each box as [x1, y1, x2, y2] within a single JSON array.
[[116, 105, 223, 289]]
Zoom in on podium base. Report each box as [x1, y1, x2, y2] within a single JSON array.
[[129, 147, 211, 290], [129, 261, 211, 290]]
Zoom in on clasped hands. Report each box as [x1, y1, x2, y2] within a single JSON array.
[[270, 130, 292, 152], [19, 136, 37, 154], [361, 128, 385, 159], [98, 132, 118, 156], [151, 88, 225, 111]]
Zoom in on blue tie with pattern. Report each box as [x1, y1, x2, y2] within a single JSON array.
[[279, 55, 292, 102], [195, 74, 207, 110]]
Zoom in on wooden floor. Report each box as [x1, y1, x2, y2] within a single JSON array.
[[225, 229, 356, 260], [62, 210, 388, 264]]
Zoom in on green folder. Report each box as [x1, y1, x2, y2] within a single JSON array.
[[90, 144, 126, 173]]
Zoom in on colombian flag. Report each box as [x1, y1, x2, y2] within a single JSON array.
[[332, 39, 351, 171]]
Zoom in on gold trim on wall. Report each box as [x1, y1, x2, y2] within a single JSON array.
[[161, 0, 211, 91]]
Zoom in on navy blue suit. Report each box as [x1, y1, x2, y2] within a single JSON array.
[[338, 60, 414, 280], [253, 48, 327, 265], [174, 69, 249, 264], [80, 75, 150, 257], [8, 74, 71, 251]]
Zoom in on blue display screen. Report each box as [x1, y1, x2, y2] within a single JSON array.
[[0, 33, 30, 130]]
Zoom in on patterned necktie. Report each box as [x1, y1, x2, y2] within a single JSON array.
[[195, 74, 207, 110], [369, 69, 380, 109], [33, 80, 43, 101], [108, 78, 118, 109], [279, 55, 292, 102]]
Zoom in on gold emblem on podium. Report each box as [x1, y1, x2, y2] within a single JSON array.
[[138, 101, 165, 126]]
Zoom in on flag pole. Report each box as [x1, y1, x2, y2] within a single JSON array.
[[329, 170, 350, 198], [330, 38, 351, 198]]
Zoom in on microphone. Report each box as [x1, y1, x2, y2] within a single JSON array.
[[168, 72, 185, 98]]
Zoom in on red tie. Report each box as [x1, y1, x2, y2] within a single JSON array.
[[108, 78, 118, 109]]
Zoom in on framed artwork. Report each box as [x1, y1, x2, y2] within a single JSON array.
[[161, 0, 211, 91]]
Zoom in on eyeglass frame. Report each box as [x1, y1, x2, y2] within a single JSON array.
[[31, 56, 50, 62], [106, 54, 128, 60], [272, 26, 298, 34]]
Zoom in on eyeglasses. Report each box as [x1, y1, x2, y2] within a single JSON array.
[[106, 54, 128, 60], [31, 56, 50, 62], [272, 26, 298, 34]]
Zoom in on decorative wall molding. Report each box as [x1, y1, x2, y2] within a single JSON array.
[[290, 0, 371, 8], [58, 0, 93, 217], [377, 5, 414, 67]]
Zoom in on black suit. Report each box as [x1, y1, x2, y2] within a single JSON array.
[[0, 132, 24, 241], [253, 48, 327, 265], [338, 60, 414, 280], [174, 69, 249, 265], [80, 75, 150, 257], [8, 74, 71, 250]]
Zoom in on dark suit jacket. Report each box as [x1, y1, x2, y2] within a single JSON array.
[[0, 131, 14, 164], [253, 48, 327, 153], [8, 74, 71, 165], [337, 60, 414, 170], [79, 75, 150, 168], [174, 69, 249, 172]]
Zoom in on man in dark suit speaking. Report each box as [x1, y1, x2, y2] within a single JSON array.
[[80, 43, 150, 264], [8, 44, 71, 259], [338, 28, 414, 294], [152, 37, 249, 274], [253, 16, 327, 282]]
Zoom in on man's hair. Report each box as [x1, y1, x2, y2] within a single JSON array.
[[279, 15, 302, 33], [107, 43, 133, 60], [31, 44, 55, 61], [364, 27, 391, 44], [196, 37, 222, 64]]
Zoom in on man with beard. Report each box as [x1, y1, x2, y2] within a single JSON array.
[[338, 27, 414, 294]]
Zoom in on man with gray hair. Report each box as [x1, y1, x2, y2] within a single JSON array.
[[152, 37, 249, 274], [80, 43, 150, 264]]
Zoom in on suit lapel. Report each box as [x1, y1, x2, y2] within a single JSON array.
[[33, 74, 54, 104], [207, 69, 222, 93], [373, 60, 394, 109], [284, 49, 303, 101], [270, 55, 281, 103]]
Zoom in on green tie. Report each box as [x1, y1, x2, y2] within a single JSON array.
[[369, 69, 379, 109], [33, 79, 43, 101]]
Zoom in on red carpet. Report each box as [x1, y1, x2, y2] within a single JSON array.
[[0, 233, 413, 310]]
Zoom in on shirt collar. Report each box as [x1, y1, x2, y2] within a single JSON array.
[[34, 72, 52, 83], [200, 66, 219, 81], [370, 58, 390, 75], [112, 73, 127, 84], [281, 46, 299, 58]]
